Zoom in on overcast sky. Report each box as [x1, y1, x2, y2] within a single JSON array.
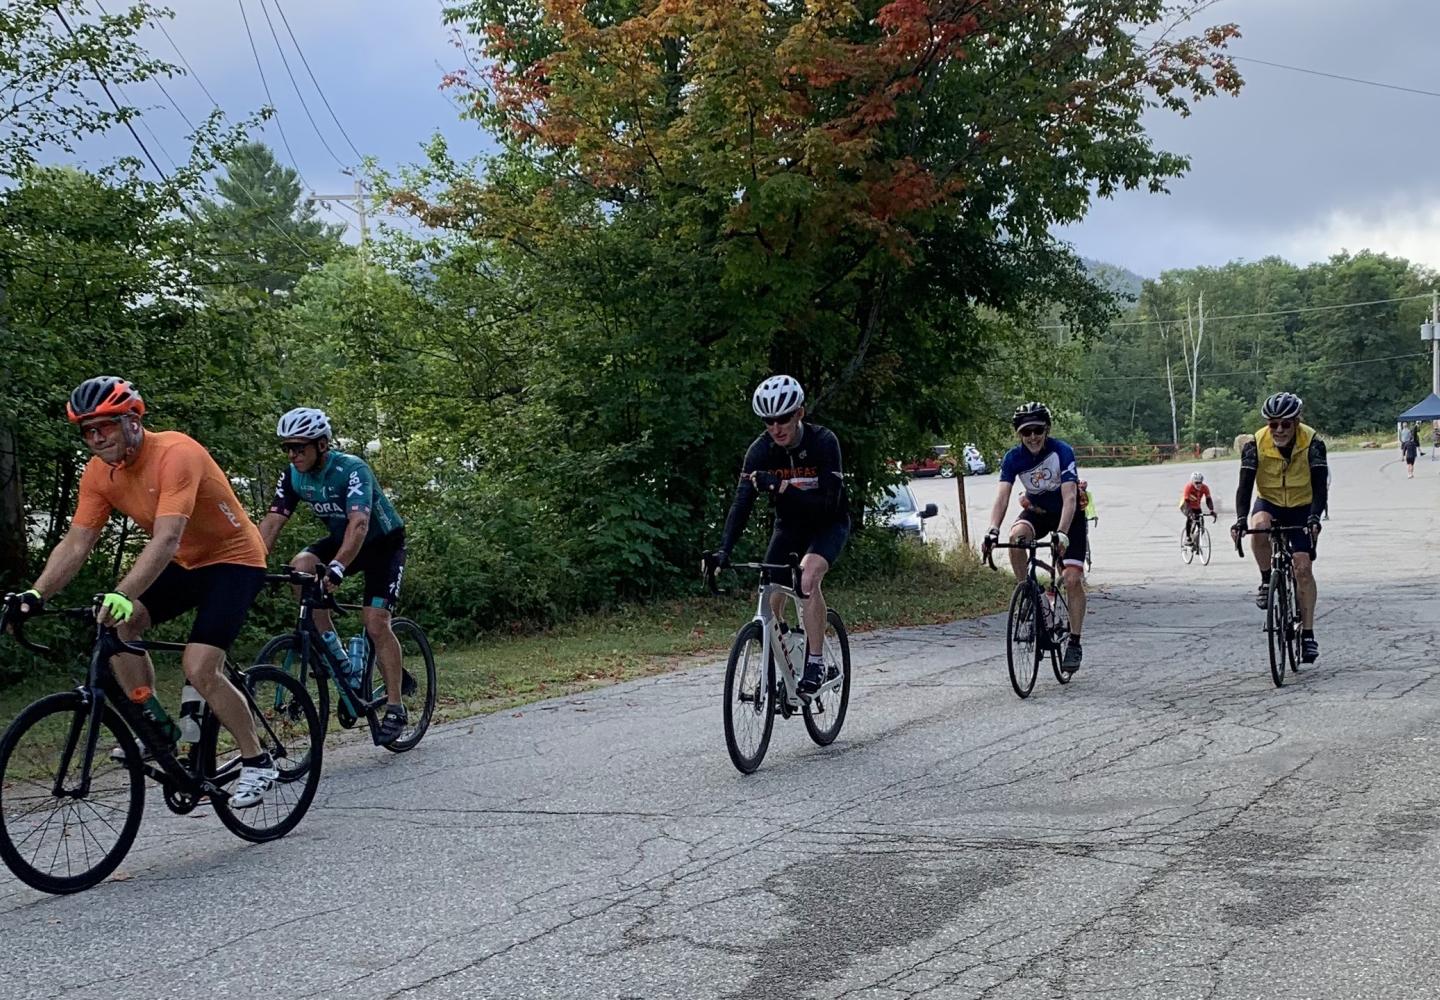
[[66, 0, 1440, 278]]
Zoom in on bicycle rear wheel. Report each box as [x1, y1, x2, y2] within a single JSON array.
[[0, 693, 145, 894], [1266, 575, 1290, 687], [723, 621, 776, 773], [803, 610, 851, 746], [1180, 523, 1195, 564], [1284, 569, 1304, 674], [365, 618, 438, 753], [200, 665, 322, 842], [1198, 523, 1212, 565], [1006, 583, 1041, 699], [1049, 588, 1072, 685]]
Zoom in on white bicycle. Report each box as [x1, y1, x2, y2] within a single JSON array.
[[705, 559, 851, 774]]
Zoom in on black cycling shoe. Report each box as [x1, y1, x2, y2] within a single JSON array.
[[1254, 582, 1269, 609], [1301, 636, 1320, 663], [1061, 642, 1083, 674], [376, 704, 408, 745], [796, 660, 824, 697]]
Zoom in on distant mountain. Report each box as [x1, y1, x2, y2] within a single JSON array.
[[1083, 258, 1146, 304]]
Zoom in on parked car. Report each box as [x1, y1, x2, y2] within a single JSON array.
[[868, 483, 940, 543]]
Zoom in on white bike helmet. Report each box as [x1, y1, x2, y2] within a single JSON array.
[[1191, 471, 1204, 484], [276, 406, 332, 441], [751, 375, 805, 419]]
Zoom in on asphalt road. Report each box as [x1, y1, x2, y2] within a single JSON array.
[[4, 447, 1440, 999]]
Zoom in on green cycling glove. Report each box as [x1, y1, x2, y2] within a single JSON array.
[[100, 591, 134, 623]]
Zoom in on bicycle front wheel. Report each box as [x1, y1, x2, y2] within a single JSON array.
[[723, 621, 776, 773], [1198, 523, 1212, 565], [201, 665, 323, 842], [1267, 575, 1290, 688], [257, 633, 332, 735], [803, 610, 851, 747], [365, 618, 438, 753], [0, 693, 146, 894], [1007, 583, 1040, 699], [1180, 523, 1195, 564], [1049, 588, 1073, 686]]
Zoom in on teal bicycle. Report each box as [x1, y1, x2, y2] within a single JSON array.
[[256, 569, 437, 752]]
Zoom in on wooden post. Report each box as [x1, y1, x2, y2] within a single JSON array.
[[956, 465, 970, 547]]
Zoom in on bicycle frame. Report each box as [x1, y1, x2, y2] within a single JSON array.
[[271, 572, 388, 726], [749, 580, 843, 709], [5, 600, 288, 805]]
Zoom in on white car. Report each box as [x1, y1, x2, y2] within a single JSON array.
[[869, 483, 940, 543]]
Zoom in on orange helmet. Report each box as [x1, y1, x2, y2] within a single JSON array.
[[66, 376, 145, 423]]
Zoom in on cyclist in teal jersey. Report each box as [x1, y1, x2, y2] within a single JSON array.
[[258, 408, 410, 744]]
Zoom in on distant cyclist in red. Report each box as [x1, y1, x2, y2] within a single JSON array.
[[1180, 471, 1217, 546]]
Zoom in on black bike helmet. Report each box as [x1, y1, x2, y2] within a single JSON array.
[[66, 376, 145, 423], [1012, 401, 1051, 429], [1260, 392, 1303, 421]]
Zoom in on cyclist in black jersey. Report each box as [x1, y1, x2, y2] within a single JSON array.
[[706, 375, 849, 697]]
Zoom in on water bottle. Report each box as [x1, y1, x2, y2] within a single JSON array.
[[128, 686, 180, 747], [777, 623, 804, 672], [177, 684, 205, 743], [320, 629, 347, 673], [346, 634, 369, 686]]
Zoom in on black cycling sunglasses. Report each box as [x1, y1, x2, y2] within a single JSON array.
[[762, 411, 799, 426], [1017, 424, 1047, 438], [280, 440, 315, 455], [1267, 420, 1295, 431]]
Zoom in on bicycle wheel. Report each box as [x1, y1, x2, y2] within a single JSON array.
[[723, 621, 776, 774], [1266, 575, 1289, 688], [200, 665, 323, 842], [1198, 522, 1212, 565], [257, 633, 332, 735], [1006, 583, 1041, 699], [1049, 588, 1073, 685], [0, 693, 146, 894], [364, 618, 438, 753], [803, 610, 851, 747], [1180, 523, 1195, 564], [1284, 569, 1304, 674]]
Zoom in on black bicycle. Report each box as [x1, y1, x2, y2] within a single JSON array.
[[985, 535, 1073, 698], [255, 569, 436, 752], [1235, 524, 1312, 687], [0, 595, 322, 894]]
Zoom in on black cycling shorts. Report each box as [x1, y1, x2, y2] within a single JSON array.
[[765, 519, 849, 570], [304, 529, 407, 610], [1017, 507, 1088, 571], [1250, 499, 1316, 559], [138, 562, 265, 649]]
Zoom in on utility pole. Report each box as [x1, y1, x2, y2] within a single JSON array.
[[309, 173, 367, 250], [1432, 289, 1438, 397]]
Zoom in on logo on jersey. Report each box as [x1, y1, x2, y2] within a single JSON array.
[[347, 470, 363, 499], [217, 502, 241, 529]]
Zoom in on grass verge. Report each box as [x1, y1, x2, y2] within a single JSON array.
[[0, 544, 1010, 738]]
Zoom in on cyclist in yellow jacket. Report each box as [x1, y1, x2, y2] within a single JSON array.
[[1230, 392, 1328, 663]]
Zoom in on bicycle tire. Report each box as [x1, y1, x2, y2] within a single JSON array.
[[1049, 588, 1072, 685], [0, 692, 145, 894], [1180, 523, 1195, 564], [803, 610, 851, 746], [1006, 582, 1040, 699], [257, 633, 332, 736], [1267, 574, 1288, 688], [200, 665, 323, 842], [367, 618, 438, 753], [723, 621, 776, 774], [1284, 567, 1304, 675], [1198, 523, 1212, 565]]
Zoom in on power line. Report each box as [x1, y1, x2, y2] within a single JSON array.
[[154, 16, 221, 109], [1042, 293, 1435, 331], [236, 0, 314, 192], [94, 0, 197, 132], [273, 0, 364, 161], [1088, 351, 1428, 382], [1232, 55, 1440, 101], [256, 0, 350, 171]]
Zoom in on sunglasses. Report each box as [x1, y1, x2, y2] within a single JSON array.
[[280, 441, 315, 455], [1017, 425, 1047, 438], [78, 417, 123, 441], [762, 412, 798, 427], [1267, 420, 1295, 431]]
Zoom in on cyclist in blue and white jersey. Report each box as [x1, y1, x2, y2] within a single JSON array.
[[981, 402, 1088, 673], [257, 407, 410, 744]]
